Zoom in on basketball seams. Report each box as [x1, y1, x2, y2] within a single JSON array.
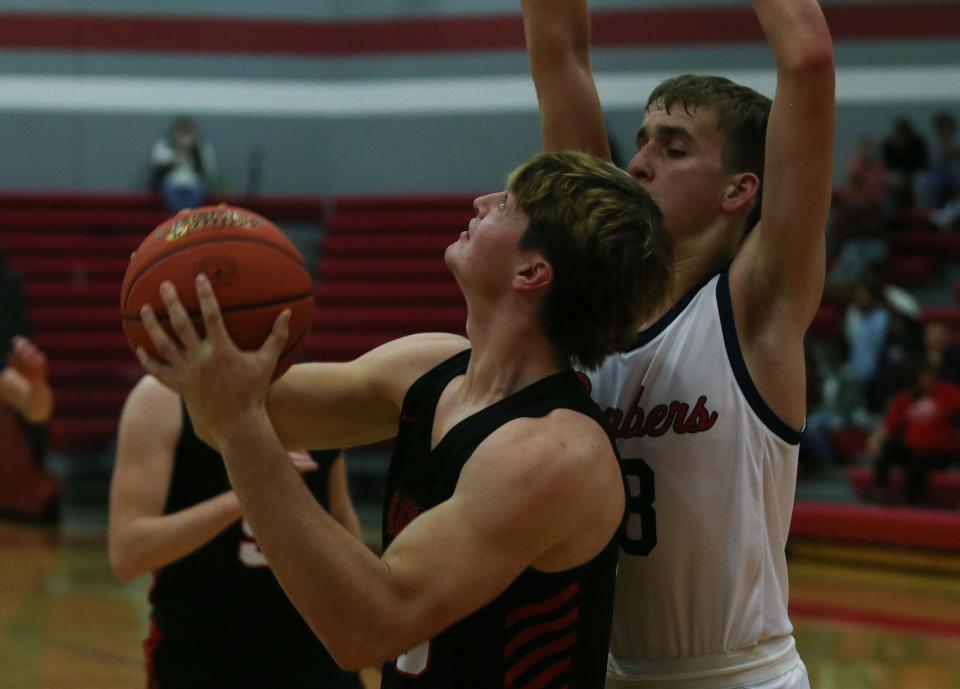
[[121, 235, 306, 315], [121, 293, 315, 322]]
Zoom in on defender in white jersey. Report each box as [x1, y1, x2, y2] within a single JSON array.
[[522, 1, 835, 687]]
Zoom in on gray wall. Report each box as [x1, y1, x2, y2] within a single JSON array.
[[0, 2, 956, 196]]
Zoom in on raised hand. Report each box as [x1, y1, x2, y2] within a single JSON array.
[[0, 336, 53, 423], [136, 273, 290, 445]]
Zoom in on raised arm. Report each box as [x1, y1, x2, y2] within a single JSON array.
[[732, 0, 835, 332], [522, 0, 611, 159], [107, 376, 242, 581], [215, 411, 624, 669]]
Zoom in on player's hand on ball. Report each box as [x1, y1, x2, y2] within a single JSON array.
[[136, 273, 290, 443]]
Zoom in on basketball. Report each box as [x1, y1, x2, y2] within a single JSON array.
[[120, 205, 314, 380]]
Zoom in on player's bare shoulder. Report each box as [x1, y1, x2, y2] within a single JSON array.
[[467, 410, 624, 568], [122, 374, 181, 421]]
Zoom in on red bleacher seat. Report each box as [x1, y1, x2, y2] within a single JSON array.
[[891, 231, 960, 261], [922, 305, 960, 329], [9, 256, 128, 280], [314, 306, 465, 334], [322, 233, 455, 258], [2, 232, 141, 258], [847, 466, 960, 509], [318, 257, 451, 280], [315, 281, 463, 307], [25, 281, 121, 306], [325, 210, 472, 234], [30, 307, 122, 332], [830, 428, 869, 464], [333, 194, 474, 214], [808, 302, 843, 338], [883, 255, 934, 287]]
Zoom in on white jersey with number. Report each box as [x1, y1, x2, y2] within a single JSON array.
[[587, 272, 803, 685]]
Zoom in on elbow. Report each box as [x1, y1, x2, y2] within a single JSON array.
[[107, 539, 144, 582], [109, 552, 139, 582], [781, 36, 835, 77]]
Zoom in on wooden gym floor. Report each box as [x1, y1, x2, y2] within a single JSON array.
[[2, 520, 960, 689]]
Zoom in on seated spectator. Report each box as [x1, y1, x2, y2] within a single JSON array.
[[843, 278, 890, 386], [882, 118, 928, 209], [801, 339, 871, 474], [845, 136, 887, 208], [917, 112, 960, 210], [866, 288, 924, 412], [151, 116, 217, 212], [926, 321, 960, 384], [868, 361, 960, 505], [825, 147, 891, 296]]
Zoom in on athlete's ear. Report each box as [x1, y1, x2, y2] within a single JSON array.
[[514, 254, 553, 293], [722, 171, 760, 214]]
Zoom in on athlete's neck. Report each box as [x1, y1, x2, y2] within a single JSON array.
[[460, 305, 567, 407], [642, 220, 741, 327]]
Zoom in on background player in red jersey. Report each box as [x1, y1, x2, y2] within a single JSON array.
[[522, 1, 834, 688], [135, 151, 670, 688], [109, 375, 375, 689]]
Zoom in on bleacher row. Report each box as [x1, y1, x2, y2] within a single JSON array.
[[4, 191, 960, 549], [0, 192, 471, 451]]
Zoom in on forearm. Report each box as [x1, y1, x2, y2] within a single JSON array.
[[521, 0, 610, 158], [217, 410, 403, 669], [109, 490, 241, 581], [753, 0, 833, 72]]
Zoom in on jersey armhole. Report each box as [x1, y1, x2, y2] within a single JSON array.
[[716, 272, 802, 446]]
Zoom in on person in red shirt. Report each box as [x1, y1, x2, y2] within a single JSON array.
[[868, 362, 960, 505]]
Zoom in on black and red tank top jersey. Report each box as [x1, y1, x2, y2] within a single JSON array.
[[381, 349, 626, 689], [146, 405, 355, 689]]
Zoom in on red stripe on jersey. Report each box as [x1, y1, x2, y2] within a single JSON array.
[[504, 607, 580, 658], [143, 617, 162, 688], [515, 657, 573, 689], [505, 580, 580, 629], [504, 633, 575, 688]]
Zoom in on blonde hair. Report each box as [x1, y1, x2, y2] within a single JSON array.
[[508, 151, 671, 369]]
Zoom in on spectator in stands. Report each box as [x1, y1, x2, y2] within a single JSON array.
[[801, 339, 870, 474], [917, 112, 960, 210], [845, 136, 887, 209], [843, 277, 890, 386], [868, 360, 960, 505], [151, 116, 217, 212], [866, 288, 925, 412], [825, 141, 891, 297], [926, 321, 960, 384], [882, 118, 928, 208]]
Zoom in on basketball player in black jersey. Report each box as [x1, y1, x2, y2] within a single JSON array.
[[136, 151, 671, 689], [108, 375, 374, 689]]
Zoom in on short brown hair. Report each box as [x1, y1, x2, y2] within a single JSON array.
[[647, 74, 771, 231], [508, 151, 671, 369]]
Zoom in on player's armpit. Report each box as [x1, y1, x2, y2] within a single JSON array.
[[522, 0, 611, 159], [266, 333, 468, 452]]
